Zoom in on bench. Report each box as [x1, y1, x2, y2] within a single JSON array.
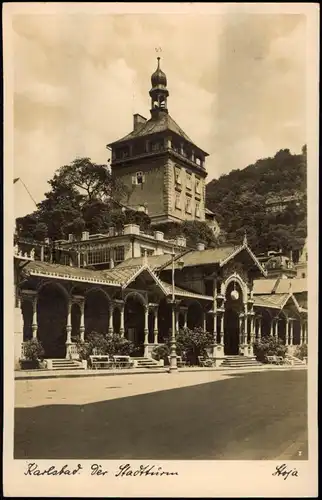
[[90, 355, 113, 370], [198, 356, 214, 367], [167, 356, 187, 367], [265, 355, 284, 365], [112, 355, 134, 369]]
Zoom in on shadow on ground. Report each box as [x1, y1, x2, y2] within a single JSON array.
[[15, 370, 307, 460]]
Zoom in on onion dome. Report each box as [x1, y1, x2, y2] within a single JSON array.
[[151, 57, 167, 87]]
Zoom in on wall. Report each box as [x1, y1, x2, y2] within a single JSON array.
[[168, 157, 206, 222], [112, 156, 166, 218]]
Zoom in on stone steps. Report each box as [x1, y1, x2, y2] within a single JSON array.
[[131, 357, 161, 369], [220, 356, 262, 368], [47, 359, 84, 370]]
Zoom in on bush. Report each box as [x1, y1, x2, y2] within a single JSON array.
[[294, 343, 307, 360], [253, 336, 287, 363], [22, 338, 45, 361], [76, 332, 135, 360], [165, 327, 213, 366], [152, 344, 170, 363]]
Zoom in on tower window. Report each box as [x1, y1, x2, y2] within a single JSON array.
[[195, 177, 201, 194], [132, 171, 145, 185], [185, 197, 192, 214], [174, 167, 182, 185], [186, 172, 192, 190], [175, 193, 181, 209], [151, 142, 161, 152], [114, 246, 125, 263]]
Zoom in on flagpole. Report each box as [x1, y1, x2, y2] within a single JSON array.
[[14, 178, 37, 207]]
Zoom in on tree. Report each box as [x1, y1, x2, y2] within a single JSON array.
[[49, 157, 128, 202]]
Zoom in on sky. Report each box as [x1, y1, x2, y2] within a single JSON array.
[[12, 10, 307, 218]]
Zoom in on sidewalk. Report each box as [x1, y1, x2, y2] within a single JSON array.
[[15, 363, 307, 380]]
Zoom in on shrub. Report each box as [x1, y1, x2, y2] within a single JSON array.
[[166, 327, 213, 366], [294, 343, 307, 360], [76, 332, 135, 360], [152, 344, 170, 363], [253, 336, 287, 363], [22, 338, 45, 361]]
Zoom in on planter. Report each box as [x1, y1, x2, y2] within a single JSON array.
[[19, 359, 40, 370]]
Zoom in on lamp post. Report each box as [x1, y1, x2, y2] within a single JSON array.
[[169, 249, 185, 373], [169, 249, 178, 372]]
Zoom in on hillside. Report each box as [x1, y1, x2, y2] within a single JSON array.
[[206, 147, 307, 255]]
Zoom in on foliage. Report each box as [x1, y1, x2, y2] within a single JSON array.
[[151, 344, 170, 363], [294, 343, 307, 360], [206, 147, 307, 254], [15, 157, 151, 242], [253, 336, 287, 363], [165, 327, 213, 366], [155, 220, 219, 248], [22, 338, 45, 361], [76, 332, 135, 360]]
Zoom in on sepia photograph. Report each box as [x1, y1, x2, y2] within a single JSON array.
[[3, 2, 319, 497]]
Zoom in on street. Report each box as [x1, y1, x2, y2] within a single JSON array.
[[14, 368, 307, 460]]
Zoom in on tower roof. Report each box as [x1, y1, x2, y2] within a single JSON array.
[[107, 113, 208, 156], [151, 57, 167, 88]]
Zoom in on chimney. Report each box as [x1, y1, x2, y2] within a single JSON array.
[[133, 114, 147, 131], [82, 231, 89, 241], [197, 242, 205, 251], [68, 234, 74, 242]]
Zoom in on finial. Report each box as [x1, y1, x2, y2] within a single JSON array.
[[243, 230, 248, 246]]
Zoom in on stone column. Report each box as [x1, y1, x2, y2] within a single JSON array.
[[270, 318, 274, 336], [79, 301, 85, 342], [65, 299, 72, 359], [202, 311, 207, 332], [243, 304, 248, 345], [289, 319, 294, 346], [183, 308, 188, 329], [108, 303, 114, 334], [32, 296, 38, 339], [257, 317, 262, 341], [219, 313, 224, 345], [303, 322, 308, 344], [175, 309, 180, 333], [143, 305, 149, 357], [239, 314, 244, 347], [250, 315, 255, 344], [119, 303, 125, 338], [285, 319, 289, 346], [213, 311, 217, 343], [300, 322, 304, 345], [153, 308, 158, 344], [274, 319, 278, 341]]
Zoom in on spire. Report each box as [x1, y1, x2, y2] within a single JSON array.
[[149, 56, 169, 117], [243, 230, 248, 246]]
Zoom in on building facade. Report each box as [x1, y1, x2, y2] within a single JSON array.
[[107, 58, 209, 225], [14, 235, 308, 368]]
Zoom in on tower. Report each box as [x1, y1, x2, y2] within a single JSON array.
[[107, 58, 209, 225]]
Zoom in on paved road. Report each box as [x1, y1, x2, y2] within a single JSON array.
[[14, 369, 307, 460]]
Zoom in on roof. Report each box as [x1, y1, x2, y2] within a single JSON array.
[[205, 208, 216, 216], [116, 254, 173, 271], [253, 277, 307, 295], [158, 279, 213, 301], [164, 246, 236, 269], [23, 260, 142, 287], [254, 293, 290, 309], [107, 113, 207, 154], [163, 243, 267, 276], [254, 293, 305, 313], [21, 260, 212, 300]]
